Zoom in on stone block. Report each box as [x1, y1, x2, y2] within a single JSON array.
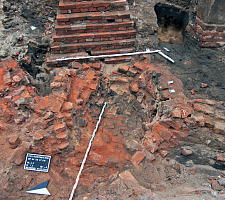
[[8, 136, 20, 148], [119, 170, 138, 189], [131, 151, 146, 169], [211, 180, 224, 191], [214, 121, 225, 134], [10, 141, 31, 165]]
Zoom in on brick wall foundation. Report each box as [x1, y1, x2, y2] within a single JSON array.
[[186, 17, 225, 47]]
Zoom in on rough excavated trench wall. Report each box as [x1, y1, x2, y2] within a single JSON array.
[[130, 0, 225, 50]]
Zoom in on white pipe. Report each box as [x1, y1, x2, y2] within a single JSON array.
[[55, 49, 175, 63], [158, 51, 175, 63]]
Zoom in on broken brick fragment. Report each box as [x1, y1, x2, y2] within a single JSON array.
[[133, 62, 143, 71], [131, 151, 146, 169], [9, 141, 31, 165], [8, 136, 20, 148], [118, 65, 129, 73]]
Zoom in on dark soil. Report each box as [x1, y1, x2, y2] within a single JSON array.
[[157, 37, 225, 101]]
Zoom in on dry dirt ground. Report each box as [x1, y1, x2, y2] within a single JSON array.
[[0, 1, 225, 200]]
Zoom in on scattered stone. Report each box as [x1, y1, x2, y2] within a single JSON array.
[[133, 62, 143, 71], [118, 65, 129, 73], [205, 140, 211, 145], [204, 115, 214, 128], [159, 149, 169, 157], [44, 111, 54, 120], [201, 83, 208, 88], [131, 83, 139, 93], [211, 180, 224, 191], [92, 63, 101, 70], [181, 146, 193, 156], [171, 107, 182, 118], [56, 142, 69, 150], [25, 175, 33, 185], [8, 135, 20, 148], [218, 178, 225, 186], [125, 139, 141, 151], [186, 160, 194, 167], [82, 63, 90, 70], [191, 89, 195, 95], [16, 183, 23, 191], [54, 122, 66, 133], [72, 62, 81, 69], [131, 151, 146, 169], [119, 170, 138, 189], [13, 75, 22, 83], [190, 170, 196, 175], [9, 141, 31, 165], [3, 110, 14, 123], [33, 133, 44, 141], [76, 98, 83, 105], [98, 196, 107, 200], [61, 102, 73, 112], [128, 68, 137, 77], [214, 121, 225, 134]]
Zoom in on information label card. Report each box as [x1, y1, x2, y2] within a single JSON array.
[[24, 153, 51, 172]]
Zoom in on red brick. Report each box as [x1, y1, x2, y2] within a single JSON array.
[[203, 25, 216, 31], [78, 33, 94, 39], [191, 29, 197, 38], [98, 28, 105, 32], [202, 31, 211, 36], [219, 38, 225, 42], [119, 21, 133, 27], [220, 32, 225, 37], [89, 7, 96, 11], [87, 24, 103, 29], [216, 26, 225, 32], [203, 37, 219, 42], [212, 32, 219, 37], [59, 2, 76, 9], [186, 26, 190, 32], [76, 2, 92, 8], [60, 10, 68, 14], [196, 27, 203, 35], [131, 151, 146, 169], [119, 27, 126, 31], [92, 63, 101, 70], [191, 24, 197, 30], [94, 32, 110, 38], [80, 8, 88, 12], [97, 7, 105, 11], [93, 2, 109, 7], [195, 17, 204, 27], [71, 9, 80, 13]]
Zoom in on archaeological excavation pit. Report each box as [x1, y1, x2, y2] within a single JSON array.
[[155, 3, 189, 45], [1, 0, 225, 199]]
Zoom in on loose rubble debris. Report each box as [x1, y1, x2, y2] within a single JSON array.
[[0, 55, 225, 199]]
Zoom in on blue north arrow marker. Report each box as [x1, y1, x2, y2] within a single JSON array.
[[26, 180, 51, 195]]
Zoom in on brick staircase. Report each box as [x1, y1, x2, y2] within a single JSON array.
[[47, 0, 136, 67]]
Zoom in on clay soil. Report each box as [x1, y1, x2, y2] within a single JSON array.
[[0, 1, 225, 200]]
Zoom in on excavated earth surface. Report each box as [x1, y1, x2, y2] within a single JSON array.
[[0, 0, 225, 200]]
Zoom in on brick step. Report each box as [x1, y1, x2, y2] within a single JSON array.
[[47, 52, 89, 67], [51, 38, 135, 54], [47, 48, 134, 67], [55, 21, 134, 35], [53, 30, 136, 45], [91, 47, 134, 55], [63, 0, 112, 2], [57, 10, 131, 25], [59, 0, 127, 14]]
